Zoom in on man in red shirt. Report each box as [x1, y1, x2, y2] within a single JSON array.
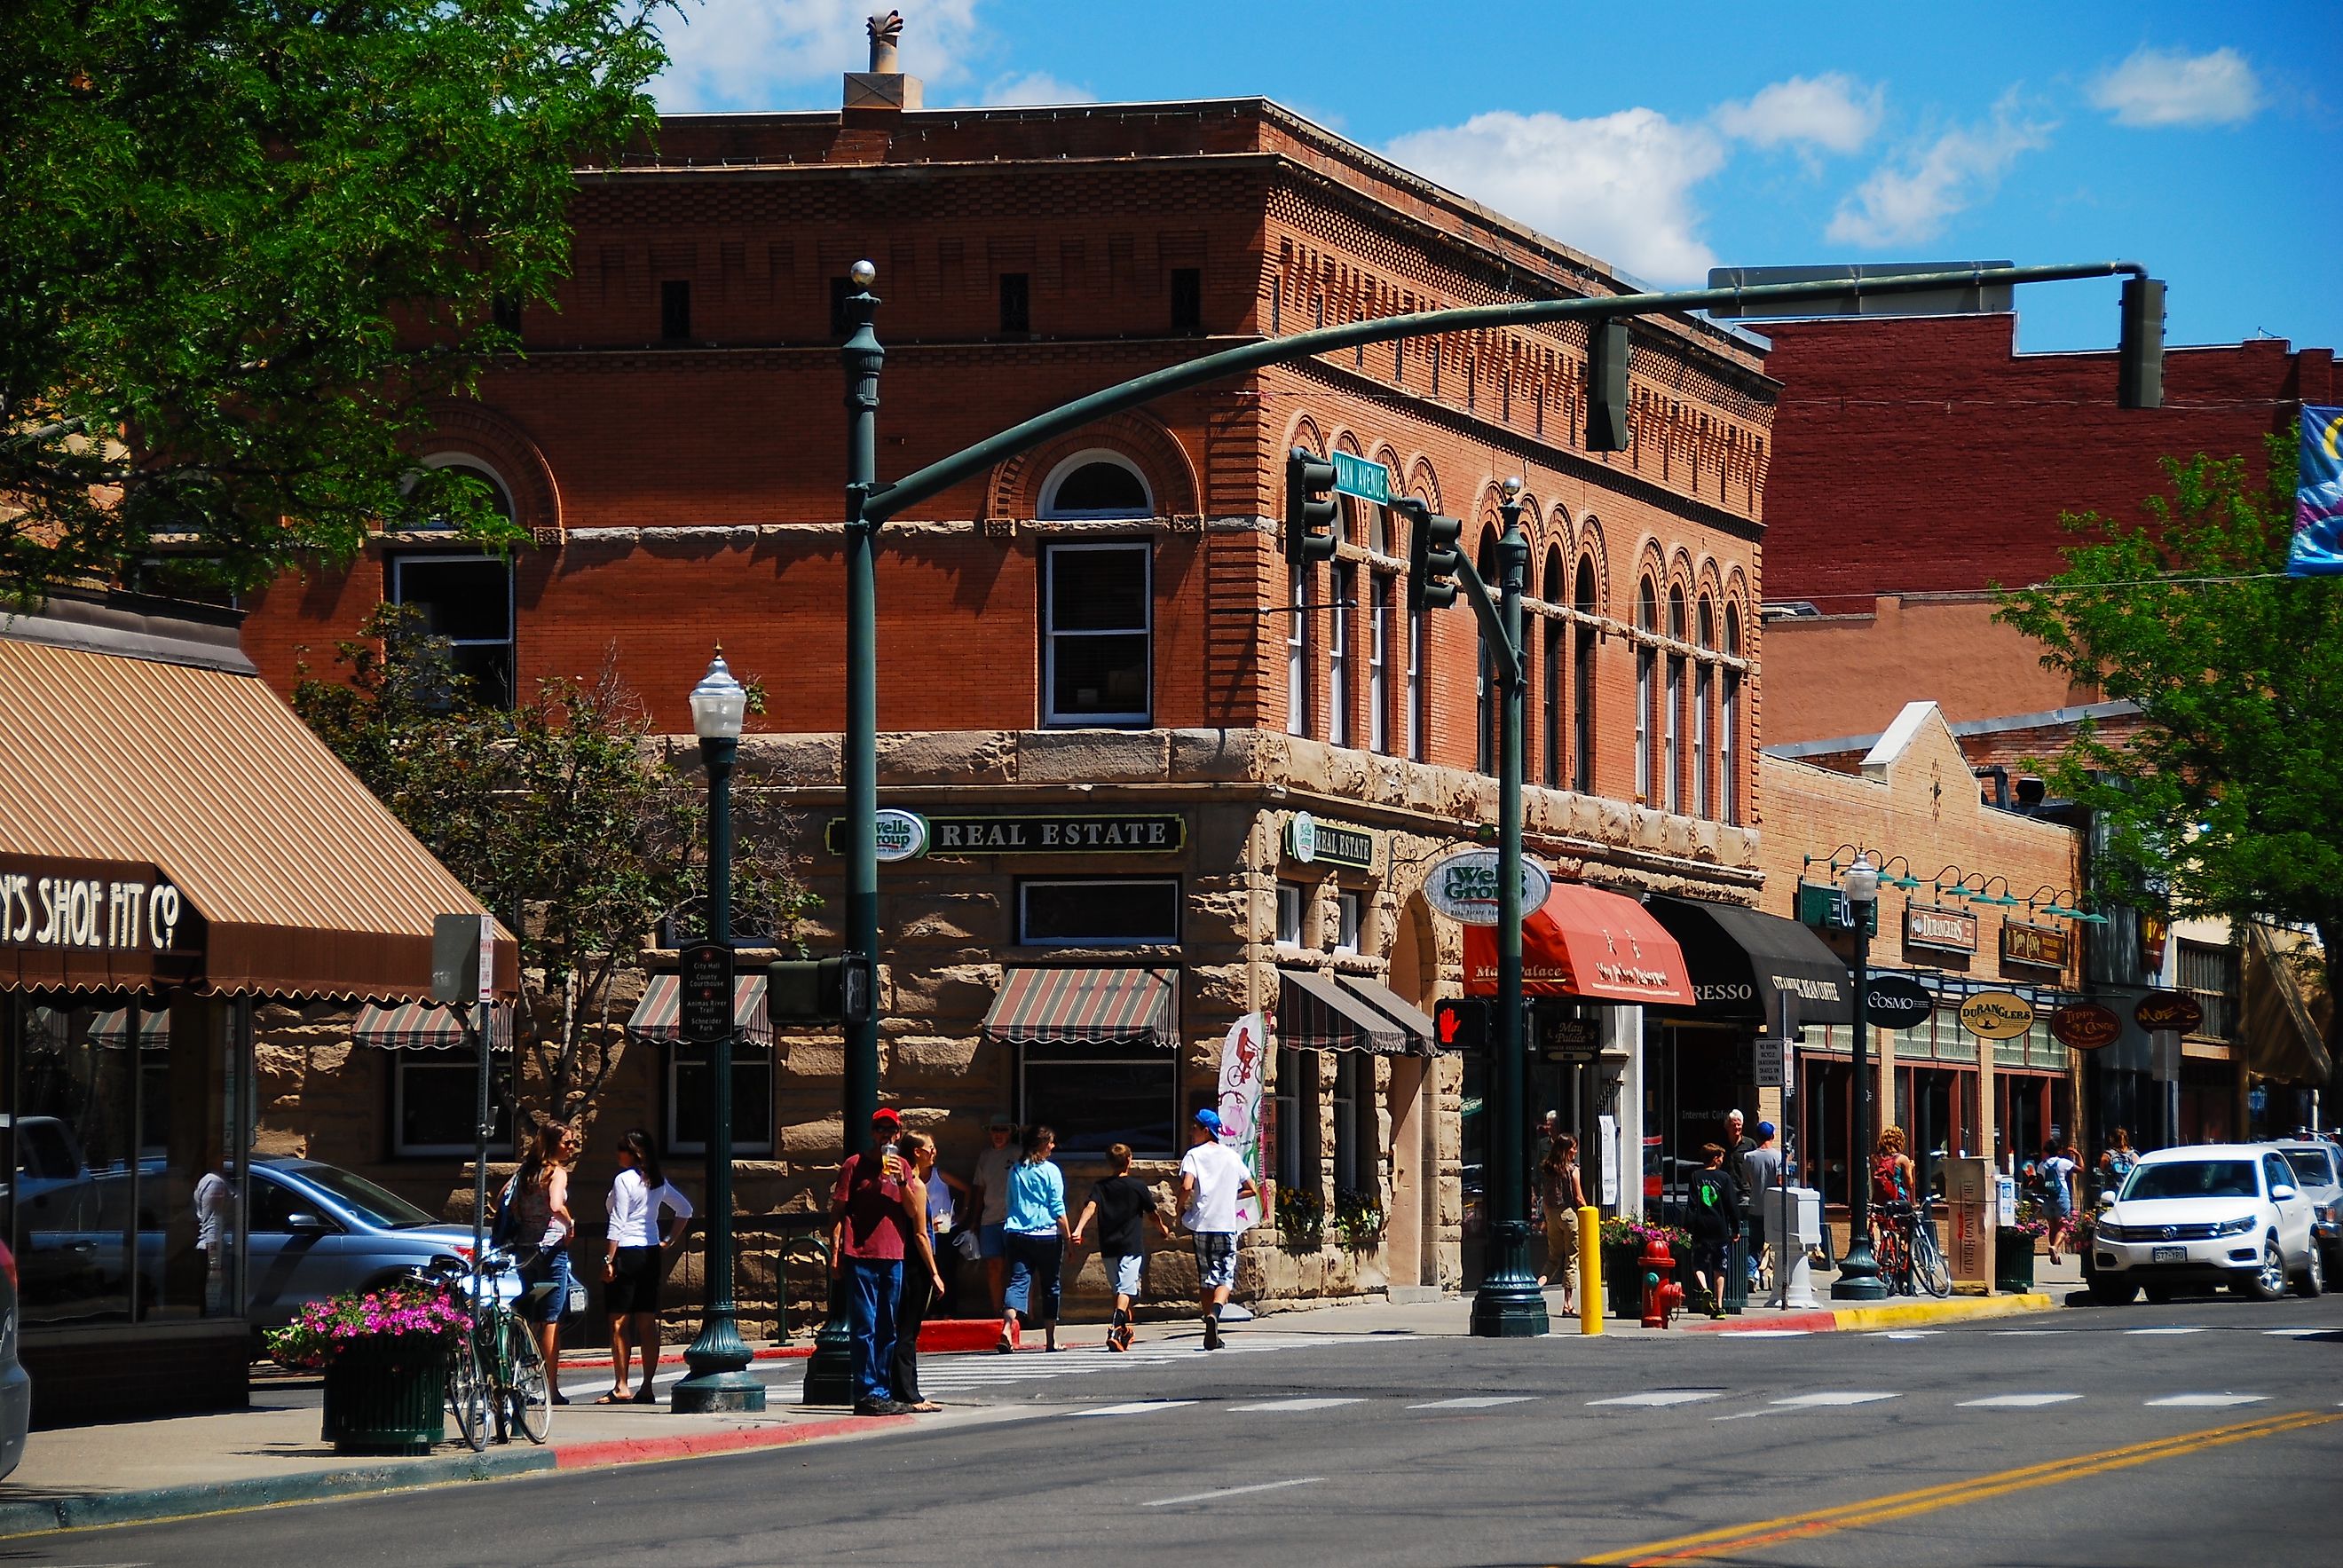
[[832, 1107, 915, 1415]]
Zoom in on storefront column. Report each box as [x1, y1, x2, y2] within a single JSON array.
[[1615, 1005, 1645, 1218], [1976, 1027, 1999, 1171]]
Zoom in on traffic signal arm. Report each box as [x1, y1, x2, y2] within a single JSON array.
[[1449, 555, 1524, 684]]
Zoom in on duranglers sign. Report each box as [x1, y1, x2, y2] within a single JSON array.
[[1905, 904, 1979, 954], [825, 812, 1183, 856], [1424, 849, 1551, 926], [1956, 989, 2036, 1040]]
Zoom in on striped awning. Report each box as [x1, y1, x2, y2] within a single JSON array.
[[1336, 974, 1438, 1054], [353, 999, 515, 1051], [983, 966, 1177, 1049], [626, 973, 771, 1046], [1278, 969, 1410, 1055]]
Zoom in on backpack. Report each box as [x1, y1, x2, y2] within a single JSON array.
[[488, 1173, 520, 1249]]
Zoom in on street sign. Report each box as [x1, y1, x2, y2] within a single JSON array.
[[430, 912, 493, 1005], [679, 941, 734, 1044], [1706, 262, 2015, 319], [1330, 451, 1392, 506], [1865, 973, 1937, 1029], [1754, 1035, 1786, 1089], [1425, 849, 1551, 926], [2050, 1003, 2122, 1050]]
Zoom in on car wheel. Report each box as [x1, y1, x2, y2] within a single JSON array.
[[2293, 1242, 2324, 1299], [2245, 1237, 2288, 1301], [2087, 1277, 2137, 1305]]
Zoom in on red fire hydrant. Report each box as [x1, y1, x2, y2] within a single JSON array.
[[1641, 1233, 1684, 1329]]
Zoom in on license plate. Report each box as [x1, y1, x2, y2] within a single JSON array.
[[2151, 1246, 2187, 1264]]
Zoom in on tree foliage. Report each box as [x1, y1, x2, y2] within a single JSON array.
[[295, 606, 817, 1125], [1, 0, 671, 597], [1996, 429, 2342, 1023]]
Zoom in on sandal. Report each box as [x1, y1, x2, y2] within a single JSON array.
[[593, 1391, 627, 1405], [630, 1385, 659, 1404], [995, 1333, 1014, 1354], [909, 1400, 943, 1413]]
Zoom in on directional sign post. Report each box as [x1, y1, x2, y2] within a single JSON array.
[[1330, 451, 1392, 506]]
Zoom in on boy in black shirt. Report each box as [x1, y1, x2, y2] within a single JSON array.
[[1070, 1142, 1173, 1351]]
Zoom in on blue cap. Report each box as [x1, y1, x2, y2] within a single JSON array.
[[1756, 1121, 1777, 1140], [1194, 1107, 1223, 1133]]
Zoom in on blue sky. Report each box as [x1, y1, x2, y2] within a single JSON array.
[[651, 1, 2340, 356]]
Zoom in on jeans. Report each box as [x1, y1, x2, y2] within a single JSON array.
[[893, 1265, 932, 1403], [845, 1257, 902, 1403], [1002, 1231, 1063, 1327]]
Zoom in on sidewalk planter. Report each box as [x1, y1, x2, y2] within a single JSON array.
[[320, 1339, 448, 1455], [1994, 1228, 2039, 1293]]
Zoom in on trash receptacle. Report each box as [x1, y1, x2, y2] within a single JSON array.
[[1761, 1186, 1824, 1308], [1723, 1234, 1749, 1314]]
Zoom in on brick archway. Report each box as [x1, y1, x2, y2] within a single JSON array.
[[417, 401, 563, 543], [985, 410, 1201, 523]]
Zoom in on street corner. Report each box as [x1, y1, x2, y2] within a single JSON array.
[[1676, 1292, 2058, 1335]]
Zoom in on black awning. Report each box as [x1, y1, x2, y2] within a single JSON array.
[[1645, 894, 1855, 1026], [1278, 969, 1411, 1054]]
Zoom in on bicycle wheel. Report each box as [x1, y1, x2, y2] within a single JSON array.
[[446, 1332, 487, 1452], [502, 1316, 552, 1444], [1913, 1225, 1952, 1297]]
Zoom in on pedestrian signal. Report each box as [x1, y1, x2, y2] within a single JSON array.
[[1431, 997, 1488, 1052]]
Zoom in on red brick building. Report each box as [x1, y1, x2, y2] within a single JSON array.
[[239, 63, 1790, 1310]]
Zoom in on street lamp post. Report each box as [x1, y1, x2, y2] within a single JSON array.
[[1470, 481, 1549, 1337], [672, 651, 767, 1413], [1831, 855, 1889, 1301], [804, 258, 886, 1406]]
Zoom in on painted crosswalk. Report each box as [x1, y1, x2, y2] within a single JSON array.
[[911, 1331, 1416, 1397], [1053, 1387, 2296, 1420], [1409, 1396, 1537, 1410], [1959, 1393, 2082, 1407], [2145, 1393, 2266, 1407], [1589, 1391, 1721, 1407]]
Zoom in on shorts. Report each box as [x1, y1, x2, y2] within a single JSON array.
[[605, 1244, 666, 1314], [1106, 1252, 1143, 1297], [1542, 1207, 1579, 1290], [518, 1244, 572, 1324], [1192, 1232, 1236, 1292], [978, 1221, 1006, 1260]]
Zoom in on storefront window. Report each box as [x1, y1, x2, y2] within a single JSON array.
[[1019, 1040, 1175, 1155], [1017, 879, 1180, 947], [1042, 542, 1152, 726], [392, 1043, 512, 1158], [667, 1044, 774, 1155]]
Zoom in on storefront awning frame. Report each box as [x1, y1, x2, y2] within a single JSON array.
[[1644, 894, 1857, 1027], [1277, 968, 1412, 1055], [1463, 882, 1695, 1005], [982, 965, 1179, 1050]]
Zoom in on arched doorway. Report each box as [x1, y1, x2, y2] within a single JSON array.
[[1384, 893, 1440, 1289]]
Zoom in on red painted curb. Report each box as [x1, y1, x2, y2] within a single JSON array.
[[558, 1344, 814, 1371], [1677, 1311, 1842, 1334], [555, 1414, 913, 1470], [556, 1319, 1013, 1371]]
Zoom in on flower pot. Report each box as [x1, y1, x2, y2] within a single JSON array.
[[320, 1337, 448, 1455], [1602, 1244, 1644, 1320], [1994, 1230, 2038, 1294]]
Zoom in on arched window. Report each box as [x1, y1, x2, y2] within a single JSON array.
[[1664, 587, 1686, 813], [1572, 557, 1597, 792], [1694, 598, 1715, 819], [1405, 506, 1427, 760], [1541, 550, 1564, 788], [1722, 603, 1743, 824], [1635, 577, 1657, 801], [1040, 451, 1152, 518], [1476, 535, 1499, 776], [396, 456, 518, 708]]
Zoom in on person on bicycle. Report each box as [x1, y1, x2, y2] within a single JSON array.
[[1869, 1125, 1916, 1260]]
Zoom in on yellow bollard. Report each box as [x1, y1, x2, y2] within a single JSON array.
[[1577, 1204, 1603, 1336]]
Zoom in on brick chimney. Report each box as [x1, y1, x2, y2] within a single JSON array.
[[844, 10, 922, 112]]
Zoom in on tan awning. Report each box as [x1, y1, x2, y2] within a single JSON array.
[[0, 632, 514, 1001], [353, 999, 516, 1051], [2241, 925, 2333, 1086]]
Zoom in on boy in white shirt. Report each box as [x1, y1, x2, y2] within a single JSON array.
[[1177, 1108, 1260, 1350]]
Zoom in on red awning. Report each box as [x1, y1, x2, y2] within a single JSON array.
[[1463, 883, 1695, 1005]]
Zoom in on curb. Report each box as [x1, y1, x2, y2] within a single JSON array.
[[0, 1446, 555, 1540], [555, 1414, 913, 1469], [1679, 1292, 2056, 1334]]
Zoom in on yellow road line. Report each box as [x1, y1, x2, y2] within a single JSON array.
[[1582, 1410, 2338, 1566]]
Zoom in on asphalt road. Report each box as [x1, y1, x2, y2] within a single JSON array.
[[35, 1291, 2343, 1568]]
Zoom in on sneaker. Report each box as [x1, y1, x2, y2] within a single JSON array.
[[854, 1397, 906, 1416], [1202, 1314, 1222, 1351]]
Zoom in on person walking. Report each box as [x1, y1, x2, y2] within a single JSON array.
[[1536, 1132, 1585, 1310], [967, 1114, 1019, 1315], [1071, 1142, 1173, 1351], [891, 1131, 951, 1413], [1742, 1121, 1783, 1289], [1688, 1142, 1741, 1319], [2096, 1126, 2139, 1203], [1179, 1108, 1261, 1350], [602, 1128, 692, 1405], [832, 1107, 916, 1416], [998, 1124, 1069, 1353], [2038, 1139, 2079, 1262], [505, 1120, 578, 1404]]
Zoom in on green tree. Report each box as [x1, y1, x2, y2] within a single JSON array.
[[296, 606, 817, 1125], [1997, 429, 2341, 1043], [2, 0, 671, 597]]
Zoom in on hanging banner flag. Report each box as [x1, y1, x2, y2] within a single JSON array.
[[2291, 405, 2343, 576], [1217, 1012, 1268, 1228]]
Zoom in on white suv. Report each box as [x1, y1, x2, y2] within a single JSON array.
[[2086, 1144, 2322, 1304]]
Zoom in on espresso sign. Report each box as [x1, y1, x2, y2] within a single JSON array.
[[2050, 1003, 2122, 1050], [1957, 989, 2036, 1039], [1905, 903, 1979, 954], [2000, 920, 2071, 970], [825, 813, 1183, 856], [2134, 989, 2205, 1033]]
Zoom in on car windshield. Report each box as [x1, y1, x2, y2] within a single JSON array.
[[2121, 1160, 2259, 1202], [286, 1163, 439, 1229], [2281, 1150, 2337, 1187]]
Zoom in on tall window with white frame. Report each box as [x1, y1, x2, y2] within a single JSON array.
[[1334, 889, 1363, 954], [1042, 541, 1151, 726], [1369, 574, 1392, 753], [1407, 601, 1426, 761], [1287, 564, 1311, 737], [1693, 600, 1714, 819], [1329, 561, 1354, 747], [1722, 603, 1743, 825], [1475, 538, 1497, 776], [1573, 557, 1597, 794], [1541, 554, 1564, 788], [1665, 587, 1687, 814]]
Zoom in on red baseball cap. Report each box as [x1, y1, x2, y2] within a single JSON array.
[[871, 1107, 903, 1129]]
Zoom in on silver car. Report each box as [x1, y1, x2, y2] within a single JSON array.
[[247, 1159, 515, 1328], [0, 1234, 28, 1478], [2269, 1139, 2343, 1274]]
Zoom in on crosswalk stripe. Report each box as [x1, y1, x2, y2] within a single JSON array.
[[2146, 1393, 2266, 1406], [1228, 1398, 1364, 1413], [1714, 1328, 1810, 1338], [1409, 1396, 1537, 1409], [1070, 1400, 1199, 1417], [1959, 1393, 2084, 1407], [2126, 1327, 2205, 1336], [1589, 1391, 1723, 1407], [1772, 1391, 1899, 1407]]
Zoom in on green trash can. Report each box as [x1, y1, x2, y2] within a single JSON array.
[[321, 1339, 449, 1455], [1994, 1228, 2038, 1294], [1723, 1234, 1750, 1314]]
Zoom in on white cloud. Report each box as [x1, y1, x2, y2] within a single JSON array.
[[652, 0, 983, 114], [1714, 74, 1884, 154], [972, 71, 1097, 106], [2089, 45, 2261, 128], [1384, 108, 1727, 284], [1826, 94, 2052, 247]]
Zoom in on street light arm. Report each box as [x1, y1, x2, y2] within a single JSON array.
[[1450, 556, 1524, 685], [863, 262, 2142, 527]]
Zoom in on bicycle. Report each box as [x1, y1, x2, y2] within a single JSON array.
[[408, 1248, 557, 1449], [1874, 1199, 1952, 1297]]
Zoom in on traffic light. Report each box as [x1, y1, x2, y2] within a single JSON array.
[[1585, 317, 1630, 452], [1432, 997, 1489, 1052], [767, 953, 874, 1026], [1284, 447, 1338, 564], [2117, 276, 2165, 411], [1401, 497, 1463, 612]]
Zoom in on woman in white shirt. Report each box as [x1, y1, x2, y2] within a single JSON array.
[[601, 1128, 694, 1404]]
